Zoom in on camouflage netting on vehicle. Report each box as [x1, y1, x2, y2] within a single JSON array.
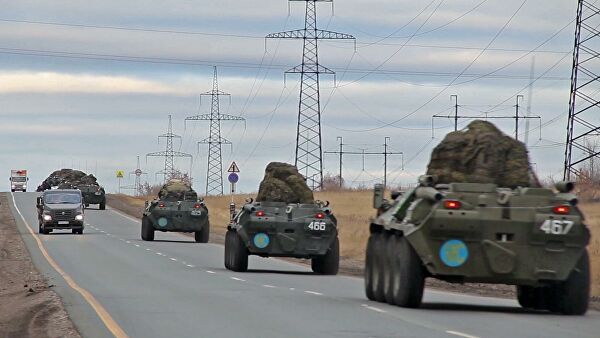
[[37, 169, 100, 191], [158, 179, 198, 201], [256, 162, 314, 204], [426, 120, 539, 188]]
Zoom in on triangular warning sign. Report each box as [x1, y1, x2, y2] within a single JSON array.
[[227, 161, 240, 173]]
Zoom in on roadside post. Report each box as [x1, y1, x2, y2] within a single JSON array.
[[227, 161, 240, 221], [116, 170, 125, 194]]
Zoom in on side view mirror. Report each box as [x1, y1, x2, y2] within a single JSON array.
[[373, 184, 384, 209]]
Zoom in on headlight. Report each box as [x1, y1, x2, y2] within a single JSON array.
[[75, 214, 84, 221], [43, 215, 52, 221]]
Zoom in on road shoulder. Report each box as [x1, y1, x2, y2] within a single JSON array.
[[0, 192, 80, 338]]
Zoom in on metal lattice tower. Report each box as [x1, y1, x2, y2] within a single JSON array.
[[564, 0, 600, 180], [147, 115, 193, 182], [186, 67, 245, 195], [130, 156, 146, 196], [267, 0, 355, 190]]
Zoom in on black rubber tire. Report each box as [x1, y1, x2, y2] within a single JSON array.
[[22, 189, 26, 193], [384, 235, 399, 305], [195, 223, 210, 243], [10, 189, 14, 193], [364, 234, 378, 301], [141, 217, 154, 241], [311, 237, 340, 275], [99, 202, 106, 210], [546, 250, 590, 315], [393, 236, 425, 308], [72, 229, 83, 235], [516, 285, 537, 309], [42, 226, 51, 235], [371, 233, 387, 302], [38, 222, 43, 234], [229, 231, 248, 272], [224, 230, 233, 269]]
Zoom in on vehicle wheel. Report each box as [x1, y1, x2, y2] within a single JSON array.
[[42, 225, 51, 235], [516, 285, 538, 309], [224, 230, 233, 269], [10, 189, 14, 193], [371, 233, 387, 302], [364, 234, 378, 301], [85, 203, 90, 208], [311, 237, 340, 275], [229, 231, 248, 272], [195, 223, 210, 243], [545, 250, 590, 315], [141, 217, 154, 241], [384, 235, 399, 305], [72, 229, 83, 234], [22, 189, 26, 193], [393, 236, 425, 308], [38, 222, 43, 234], [99, 202, 106, 210]]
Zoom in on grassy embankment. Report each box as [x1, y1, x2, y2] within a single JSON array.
[[110, 191, 600, 296]]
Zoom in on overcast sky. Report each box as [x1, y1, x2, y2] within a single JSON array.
[[0, 0, 584, 194]]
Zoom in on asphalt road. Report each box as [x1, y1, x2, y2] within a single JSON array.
[[8, 192, 600, 338]]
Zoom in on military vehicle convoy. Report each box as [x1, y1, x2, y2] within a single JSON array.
[[141, 180, 210, 242], [365, 121, 591, 315], [224, 162, 339, 274], [37, 189, 85, 234], [79, 184, 106, 210]]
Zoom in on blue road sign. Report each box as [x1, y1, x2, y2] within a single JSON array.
[[228, 173, 239, 184]]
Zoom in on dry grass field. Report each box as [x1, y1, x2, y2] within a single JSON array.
[[110, 190, 600, 296]]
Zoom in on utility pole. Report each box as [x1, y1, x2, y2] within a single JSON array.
[[515, 95, 523, 141], [451, 95, 459, 131], [525, 56, 535, 146], [564, 0, 600, 180], [147, 115, 193, 183], [266, 0, 355, 190], [335, 137, 343, 188], [432, 97, 542, 140], [121, 156, 147, 196], [186, 66, 245, 195], [324, 137, 403, 189]]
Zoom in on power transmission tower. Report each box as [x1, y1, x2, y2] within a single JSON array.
[[267, 0, 355, 190], [324, 137, 403, 189], [147, 115, 193, 183], [186, 67, 245, 195], [564, 0, 600, 180], [432, 96, 542, 140]]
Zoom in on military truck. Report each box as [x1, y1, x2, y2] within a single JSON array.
[[365, 177, 590, 315], [141, 181, 209, 242], [224, 199, 339, 274], [37, 189, 85, 234], [78, 184, 106, 210]]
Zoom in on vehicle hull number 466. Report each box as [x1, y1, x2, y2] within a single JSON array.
[[308, 221, 327, 231], [540, 220, 574, 235]]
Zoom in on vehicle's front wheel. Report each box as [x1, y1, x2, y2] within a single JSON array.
[[311, 237, 339, 275], [364, 233, 377, 301], [72, 229, 83, 235], [99, 202, 106, 210], [224, 230, 233, 269], [393, 236, 425, 308], [195, 222, 210, 243], [229, 231, 248, 272], [38, 222, 43, 234], [141, 216, 154, 241]]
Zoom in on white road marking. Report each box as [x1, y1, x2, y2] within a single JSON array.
[[170, 258, 178, 261], [186, 264, 195, 268], [446, 331, 480, 338], [205, 270, 215, 273], [145, 248, 151, 251], [361, 304, 386, 313], [134, 244, 140, 247], [289, 288, 295, 291], [156, 252, 164, 256], [230, 277, 245, 282], [262, 284, 276, 288], [125, 241, 131, 244], [304, 291, 323, 296]]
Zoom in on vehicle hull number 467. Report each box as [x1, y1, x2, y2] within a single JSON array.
[[540, 220, 574, 235]]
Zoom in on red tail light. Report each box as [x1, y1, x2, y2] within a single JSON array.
[[256, 210, 265, 217], [194, 203, 202, 209], [553, 205, 570, 215], [315, 213, 325, 219], [444, 200, 462, 210], [158, 202, 166, 208]]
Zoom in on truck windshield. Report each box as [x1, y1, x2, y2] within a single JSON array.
[[12, 177, 26, 182], [45, 193, 81, 204]]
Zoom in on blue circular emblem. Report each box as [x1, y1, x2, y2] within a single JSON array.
[[440, 239, 469, 267], [157, 217, 168, 227], [253, 233, 270, 249]]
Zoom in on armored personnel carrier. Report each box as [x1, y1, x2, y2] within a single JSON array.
[[365, 178, 590, 315], [225, 199, 339, 274], [224, 162, 339, 274], [79, 184, 106, 210], [141, 180, 210, 242]]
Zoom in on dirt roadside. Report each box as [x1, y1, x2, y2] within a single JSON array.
[[0, 193, 80, 338], [106, 193, 599, 310]]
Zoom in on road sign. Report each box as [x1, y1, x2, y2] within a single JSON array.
[[134, 169, 143, 176], [116, 170, 125, 178], [227, 161, 240, 173], [228, 173, 239, 184]]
